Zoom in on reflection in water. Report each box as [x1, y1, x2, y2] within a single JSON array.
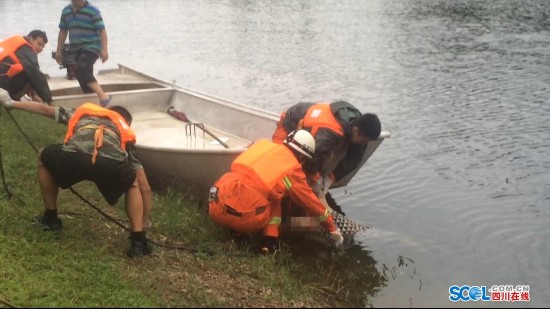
[[284, 234, 419, 307], [283, 195, 420, 307], [3, 0, 550, 306]]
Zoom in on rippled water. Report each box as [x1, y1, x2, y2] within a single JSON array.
[[3, 0, 549, 307]]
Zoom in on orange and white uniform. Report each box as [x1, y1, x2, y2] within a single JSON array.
[[208, 139, 337, 238]]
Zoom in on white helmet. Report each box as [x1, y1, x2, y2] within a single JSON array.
[[284, 130, 315, 159]]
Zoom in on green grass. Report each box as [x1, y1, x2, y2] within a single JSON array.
[[0, 109, 390, 308]]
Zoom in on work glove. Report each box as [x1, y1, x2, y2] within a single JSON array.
[[0, 89, 14, 109], [329, 228, 344, 248]]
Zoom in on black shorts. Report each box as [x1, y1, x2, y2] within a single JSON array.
[[74, 50, 99, 94], [40, 144, 136, 205]]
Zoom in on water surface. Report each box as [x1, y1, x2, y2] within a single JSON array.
[[3, 0, 549, 307]]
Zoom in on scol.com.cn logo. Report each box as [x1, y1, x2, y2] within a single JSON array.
[[449, 285, 530, 302]]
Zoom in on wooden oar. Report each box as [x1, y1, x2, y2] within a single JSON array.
[[167, 106, 230, 149]]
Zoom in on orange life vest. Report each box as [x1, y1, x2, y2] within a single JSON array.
[[64, 103, 136, 163], [300, 103, 344, 137], [232, 139, 301, 192], [0, 35, 30, 78]]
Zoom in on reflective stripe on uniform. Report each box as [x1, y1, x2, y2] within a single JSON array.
[[319, 209, 330, 222], [268, 217, 281, 225], [282, 176, 292, 191]]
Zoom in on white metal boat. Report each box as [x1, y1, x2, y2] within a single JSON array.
[[49, 64, 391, 200]]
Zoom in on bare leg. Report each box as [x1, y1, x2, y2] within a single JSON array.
[[124, 179, 143, 232], [125, 178, 153, 257], [86, 81, 109, 101], [74, 51, 108, 102], [135, 168, 153, 228], [38, 153, 58, 210]]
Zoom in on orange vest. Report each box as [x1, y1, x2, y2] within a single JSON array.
[[232, 139, 301, 192], [64, 103, 136, 155], [0, 35, 30, 78], [301, 103, 344, 137]]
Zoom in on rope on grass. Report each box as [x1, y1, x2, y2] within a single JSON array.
[[0, 107, 14, 198], [4, 109, 217, 255], [68, 187, 215, 256], [0, 295, 16, 308], [1, 105, 236, 257]]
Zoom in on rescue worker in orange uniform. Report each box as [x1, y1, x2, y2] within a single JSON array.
[[0, 90, 153, 258], [208, 130, 344, 253], [0, 31, 53, 104], [272, 101, 381, 213]]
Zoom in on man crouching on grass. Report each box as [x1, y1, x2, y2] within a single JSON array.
[[0, 89, 153, 258]]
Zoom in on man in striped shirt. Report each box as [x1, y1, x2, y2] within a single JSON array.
[[55, 0, 111, 107]]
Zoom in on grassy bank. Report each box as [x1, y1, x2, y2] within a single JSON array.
[[0, 109, 388, 308]]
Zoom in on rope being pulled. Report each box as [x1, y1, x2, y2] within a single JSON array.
[[0, 296, 16, 308], [0, 105, 216, 256], [0, 107, 14, 198]]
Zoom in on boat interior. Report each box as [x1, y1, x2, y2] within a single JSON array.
[[48, 66, 170, 97], [50, 82, 165, 97], [52, 87, 279, 153], [130, 111, 254, 151], [48, 65, 390, 192]]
